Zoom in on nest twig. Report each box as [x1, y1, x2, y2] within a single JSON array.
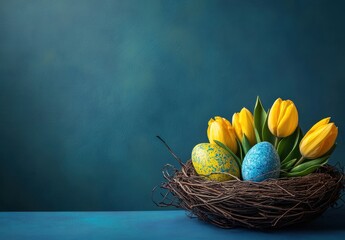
[[153, 160, 345, 230]]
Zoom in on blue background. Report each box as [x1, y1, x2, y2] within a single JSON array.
[[0, 0, 344, 211]]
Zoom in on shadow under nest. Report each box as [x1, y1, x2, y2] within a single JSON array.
[[153, 160, 345, 230]]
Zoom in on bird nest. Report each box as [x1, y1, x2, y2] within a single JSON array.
[[153, 160, 344, 230]]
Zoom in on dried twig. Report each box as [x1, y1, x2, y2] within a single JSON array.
[[152, 160, 345, 230]]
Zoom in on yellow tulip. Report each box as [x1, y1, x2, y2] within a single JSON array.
[[299, 117, 338, 159], [268, 98, 299, 138], [207, 116, 238, 154], [232, 108, 256, 145]]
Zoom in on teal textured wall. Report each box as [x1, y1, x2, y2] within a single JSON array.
[[0, 0, 344, 210]]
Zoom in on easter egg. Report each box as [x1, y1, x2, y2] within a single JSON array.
[[242, 141, 280, 182], [191, 143, 240, 182]]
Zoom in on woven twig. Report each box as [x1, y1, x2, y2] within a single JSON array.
[[153, 160, 344, 230]]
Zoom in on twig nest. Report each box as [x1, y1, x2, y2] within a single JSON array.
[[154, 160, 344, 230]]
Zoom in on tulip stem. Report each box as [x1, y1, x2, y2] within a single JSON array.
[[274, 137, 280, 149], [294, 156, 305, 168]]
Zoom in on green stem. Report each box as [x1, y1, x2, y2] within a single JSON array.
[[293, 156, 305, 168], [274, 137, 279, 149]]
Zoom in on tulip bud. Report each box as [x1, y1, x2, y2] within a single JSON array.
[[232, 108, 256, 145], [299, 117, 338, 159], [268, 98, 299, 138], [207, 116, 238, 154]]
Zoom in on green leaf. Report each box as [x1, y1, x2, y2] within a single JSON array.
[[254, 128, 261, 143], [290, 156, 329, 173], [236, 138, 243, 162], [214, 140, 242, 168], [281, 128, 303, 165], [281, 158, 297, 171], [277, 127, 300, 162], [280, 158, 298, 177], [262, 109, 275, 144], [241, 134, 252, 155], [287, 160, 328, 177], [254, 96, 266, 141]]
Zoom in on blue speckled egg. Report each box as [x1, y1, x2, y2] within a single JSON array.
[[242, 142, 280, 182], [191, 143, 240, 182]]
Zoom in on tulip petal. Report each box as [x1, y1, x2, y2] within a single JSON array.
[[241, 108, 255, 145], [208, 116, 238, 154], [222, 117, 233, 129], [240, 109, 250, 132], [308, 117, 330, 133], [241, 108, 254, 126], [268, 98, 299, 138], [268, 98, 282, 135], [300, 123, 333, 158], [232, 113, 242, 140], [207, 118, 214, 140], [229, 133, 238, 154], [277, 103, 298, 137], [232, 108, 256, 146], [317, 124, 338, 157], [212, 122, 224, 143], [277, 100, 289, 124], [303, 117, 330, 140], [305, 124, 332, 150], [207, 126, 210, 140], [214, 116, 222, 123], [276, 104, 292, 137], [300, 124, 329, 153]]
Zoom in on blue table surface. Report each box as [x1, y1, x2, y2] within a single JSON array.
[[1, 208, 345, 240]]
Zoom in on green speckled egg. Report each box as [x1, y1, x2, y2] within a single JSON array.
[[191, 143, 240, 182]]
